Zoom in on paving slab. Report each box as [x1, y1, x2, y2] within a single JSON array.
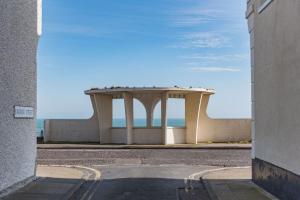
[[201, 167, 279, 200]]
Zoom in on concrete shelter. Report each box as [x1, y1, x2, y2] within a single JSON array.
[[85, 87, 214, 145], [44, 87, 251, 144]]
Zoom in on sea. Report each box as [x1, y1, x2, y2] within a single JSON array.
[[36, 118, 185, 137]]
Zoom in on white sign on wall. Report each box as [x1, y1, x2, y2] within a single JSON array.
[[14, 106, 34, 119]]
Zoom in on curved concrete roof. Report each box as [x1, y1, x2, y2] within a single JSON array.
[[85, 87, 215, 95]]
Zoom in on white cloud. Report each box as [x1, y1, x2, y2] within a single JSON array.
[[189, 67, 240, 72], [173, 32, 228, 49], [46, 24, 111, 37], [170, 8, 222, 27], [167, 2, 246, 49], [168, 5, 241, 28], [172, 16, 214, 26], [181, 54, 249, 61]]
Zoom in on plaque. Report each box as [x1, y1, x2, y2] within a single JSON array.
[[14, 106, 34, 119]]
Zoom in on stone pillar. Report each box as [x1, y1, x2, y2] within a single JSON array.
[[146, 108, 153, 128], [123, 92, 134, 144], [196, 94, 210, 142], [185, 93, 203, 144], [161, 92, 168, 144], [94, 94, 113, 144]]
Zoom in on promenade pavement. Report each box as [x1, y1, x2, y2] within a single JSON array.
[[200, 167, 279, 200]]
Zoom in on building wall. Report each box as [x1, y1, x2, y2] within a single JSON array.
[[45, 116, 251, 144], [198, 118, 251, 143], [253, 0, 300, 176], [133, 128, 162, 144], [197, 94, 251, 143], [111, 128, 127, 144], [247, 0, 300, 199], [0, 0, 40, 193], [166, 128, 186, 144], [44, 118, 99, 143], [44, 96, 99, 143]]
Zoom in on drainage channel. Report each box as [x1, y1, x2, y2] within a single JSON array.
[[69, 166, 101, 200], [176, 175, 211, 200]]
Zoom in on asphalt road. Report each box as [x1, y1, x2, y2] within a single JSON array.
[[88, 165, 216, 200], [37, 149, 251, 200]]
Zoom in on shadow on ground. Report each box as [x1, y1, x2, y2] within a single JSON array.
[[3, 177, 212, 200], [89, 177, 211, 200], [3, 177, 274, 200]]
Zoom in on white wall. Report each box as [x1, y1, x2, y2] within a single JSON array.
[[133, 128, 162, 144], [0, 0, 39, 193], [166, 128, 186, 144], [44, 118, 99, 143], [45, 118, 251, 144], [252, 0, 300, 175], [111, 128, 127, 144], [198, 118, 251, 143]]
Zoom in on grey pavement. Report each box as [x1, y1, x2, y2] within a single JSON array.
[[2, 166, 100, 200], [88, 164, 216, 200], [201, 167, 279, 200]]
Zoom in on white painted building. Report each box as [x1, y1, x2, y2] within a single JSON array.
[[247, 0, 300, 199], [0, 0, 41, 195]]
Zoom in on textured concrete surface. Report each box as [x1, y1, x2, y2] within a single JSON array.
[[0, 0, 40, 193], [201, 167, 278, 200]]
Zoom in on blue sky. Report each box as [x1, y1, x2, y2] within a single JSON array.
[[37, 0, 250, 119]]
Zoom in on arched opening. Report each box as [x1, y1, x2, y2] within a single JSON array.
[[167, 98, 185, 127], [112, 99, 126, 127], [152, 100, 161, 127], [133, 98, 147, 127]]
